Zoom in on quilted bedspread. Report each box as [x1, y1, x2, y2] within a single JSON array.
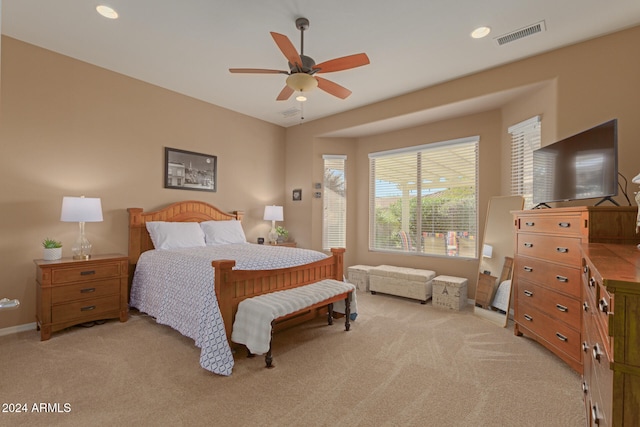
[[129, 244, 329, 376]]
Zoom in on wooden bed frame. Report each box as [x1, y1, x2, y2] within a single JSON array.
[[127, 200, 345, 342]]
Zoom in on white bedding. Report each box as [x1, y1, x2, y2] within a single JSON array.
[[129, 244, 329, 376]]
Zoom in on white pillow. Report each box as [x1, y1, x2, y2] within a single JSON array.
[[200, 220, 247, 245], [146, 221, 206, 250]]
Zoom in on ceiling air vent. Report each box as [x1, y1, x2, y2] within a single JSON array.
[[496, 20, 546, 46], [280, 108, 302, 118]]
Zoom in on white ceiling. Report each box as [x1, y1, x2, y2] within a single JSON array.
[[3, 1, 640, 132]]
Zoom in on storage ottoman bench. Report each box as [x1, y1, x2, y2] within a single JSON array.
[[369, 265, 435, 304], [347, 265, 376, 292], [432, 275, 468, 310]]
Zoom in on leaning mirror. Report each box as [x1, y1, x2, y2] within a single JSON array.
[[473, 195, 524, 327]]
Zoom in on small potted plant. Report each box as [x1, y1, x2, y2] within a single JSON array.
[[42, 238, 63, 261], [275, 226, 289, 243]]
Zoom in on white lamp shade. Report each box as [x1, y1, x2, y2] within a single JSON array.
[[263, 205, 283, 221], [60, 197, 103, 222]]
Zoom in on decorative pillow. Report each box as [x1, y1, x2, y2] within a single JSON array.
[[200, 220, 247, 245], [146, 221, 206, 250]]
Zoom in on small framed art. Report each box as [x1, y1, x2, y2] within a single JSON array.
[[292, 189, 302, 201], [164, 147, 217, 192]]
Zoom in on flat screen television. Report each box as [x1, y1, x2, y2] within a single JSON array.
[[532, 119, 618, 206]]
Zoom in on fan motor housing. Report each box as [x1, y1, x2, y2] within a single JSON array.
[[289, 54, 316, 74]]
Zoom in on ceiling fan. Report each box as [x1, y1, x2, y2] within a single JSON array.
[[229, 17, 370, 101]]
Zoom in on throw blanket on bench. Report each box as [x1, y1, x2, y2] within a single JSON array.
[[231, 279, 356, 354]]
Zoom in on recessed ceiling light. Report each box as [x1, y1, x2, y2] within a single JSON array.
[[96, 5, 118, 19], [471, 26, 491, 39]]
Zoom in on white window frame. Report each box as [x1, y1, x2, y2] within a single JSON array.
[[368, 136, 479, 258], [322, 155, 347, 250], [509, 116, 541, 209]]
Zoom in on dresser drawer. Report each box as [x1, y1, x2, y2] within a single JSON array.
[[515, 255, 581, 298], [517, 279, 581, 330], [51, 278, 121, 304], [517, 214, 583, 236], [52, 295, 120, 323], [516, 301, 581, 362], [516, 233, 582, 265], [51, 262, 123, 284]]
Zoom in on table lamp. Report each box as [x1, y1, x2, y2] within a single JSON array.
[[263, 205, 283, 244], [61, 196, 103, 260]]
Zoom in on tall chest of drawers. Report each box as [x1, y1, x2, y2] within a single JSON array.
[[512, 207, 637, 374], [35, 254, 129, 340], [581, 244, 640, 426]]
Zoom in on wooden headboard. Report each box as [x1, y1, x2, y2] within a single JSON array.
[[127, 200, 243, 279]]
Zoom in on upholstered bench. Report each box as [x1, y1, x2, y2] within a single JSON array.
[[231, 279, 355, 368], [369, 265, 435, 304]]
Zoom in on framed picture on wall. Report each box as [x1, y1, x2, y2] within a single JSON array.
[[293, 189, 302, 201], [164, 147, 217, 192]]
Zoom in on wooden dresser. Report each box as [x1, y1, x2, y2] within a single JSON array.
[[512, 207, 637, 374], [35, 254, 129, 340], [581, 243, 640, 426]]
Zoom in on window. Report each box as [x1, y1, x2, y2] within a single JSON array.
[[509, 116, 541, 209], [323, 155, 346, 250], [369, 137, 478, 257]]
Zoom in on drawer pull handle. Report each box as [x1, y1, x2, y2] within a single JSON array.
[[598, 299, 608, 314], [523, 290, 533, 297], [583, 302, 589, 312], [523, 314, 533, 321], [558, 222, 570, 228], [523, 266, 533, 272], [81, 305, 96, 312], [80, 288, 96, 293], [556, 275, 568, 282], [556, 304, 568, 312], [582, 381, 588, 394], [80, 270, 96, 276], [525, 221, 535, 227], [592, 344, 602, 362], [556, 247, 569, 253], [583, 265, 589, 274], [523, 242, 533, 248], [589, 277, 596, 287], [591, 404, 601, 424], [555, 332, 568, 342], [582, 341, 589, 352]]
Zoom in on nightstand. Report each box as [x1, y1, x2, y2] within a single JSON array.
[[271, 242, 297, 248], [35, 254, 128, 340]]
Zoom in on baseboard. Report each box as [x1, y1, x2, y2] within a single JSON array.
[[0, 322, 37, 337]]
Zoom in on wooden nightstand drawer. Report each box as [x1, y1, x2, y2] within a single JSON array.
[[51, 262, 123, 284], [52, 295, 120, 323], [35, 254, 128, 340], [51, 278, 120, 304]]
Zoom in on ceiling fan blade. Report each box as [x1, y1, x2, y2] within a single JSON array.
[[270, 32, 303, 69], [313, 53, 370, 73], [276, 85, 294, 101], [315, 76, 352, 99], [229, 68, 289, 74]]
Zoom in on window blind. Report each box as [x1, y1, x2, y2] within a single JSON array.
[[509, 116, 541, 209], [323, 155, 347, 250], [368, 137, 478, 257]]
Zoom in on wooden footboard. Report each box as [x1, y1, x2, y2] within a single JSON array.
[[212, 248, 345, 342]]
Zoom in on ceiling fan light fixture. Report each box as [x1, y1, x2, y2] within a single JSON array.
[[296, 95, 307, 102], [286, 73, 318, 93]]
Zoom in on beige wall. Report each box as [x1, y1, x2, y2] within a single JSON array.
[[2, 25, 640, 330], [0, 37, 285, 329], [286, 25, 640, 297]]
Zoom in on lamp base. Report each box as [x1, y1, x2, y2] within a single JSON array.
[[73, 254, 91, 260]]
